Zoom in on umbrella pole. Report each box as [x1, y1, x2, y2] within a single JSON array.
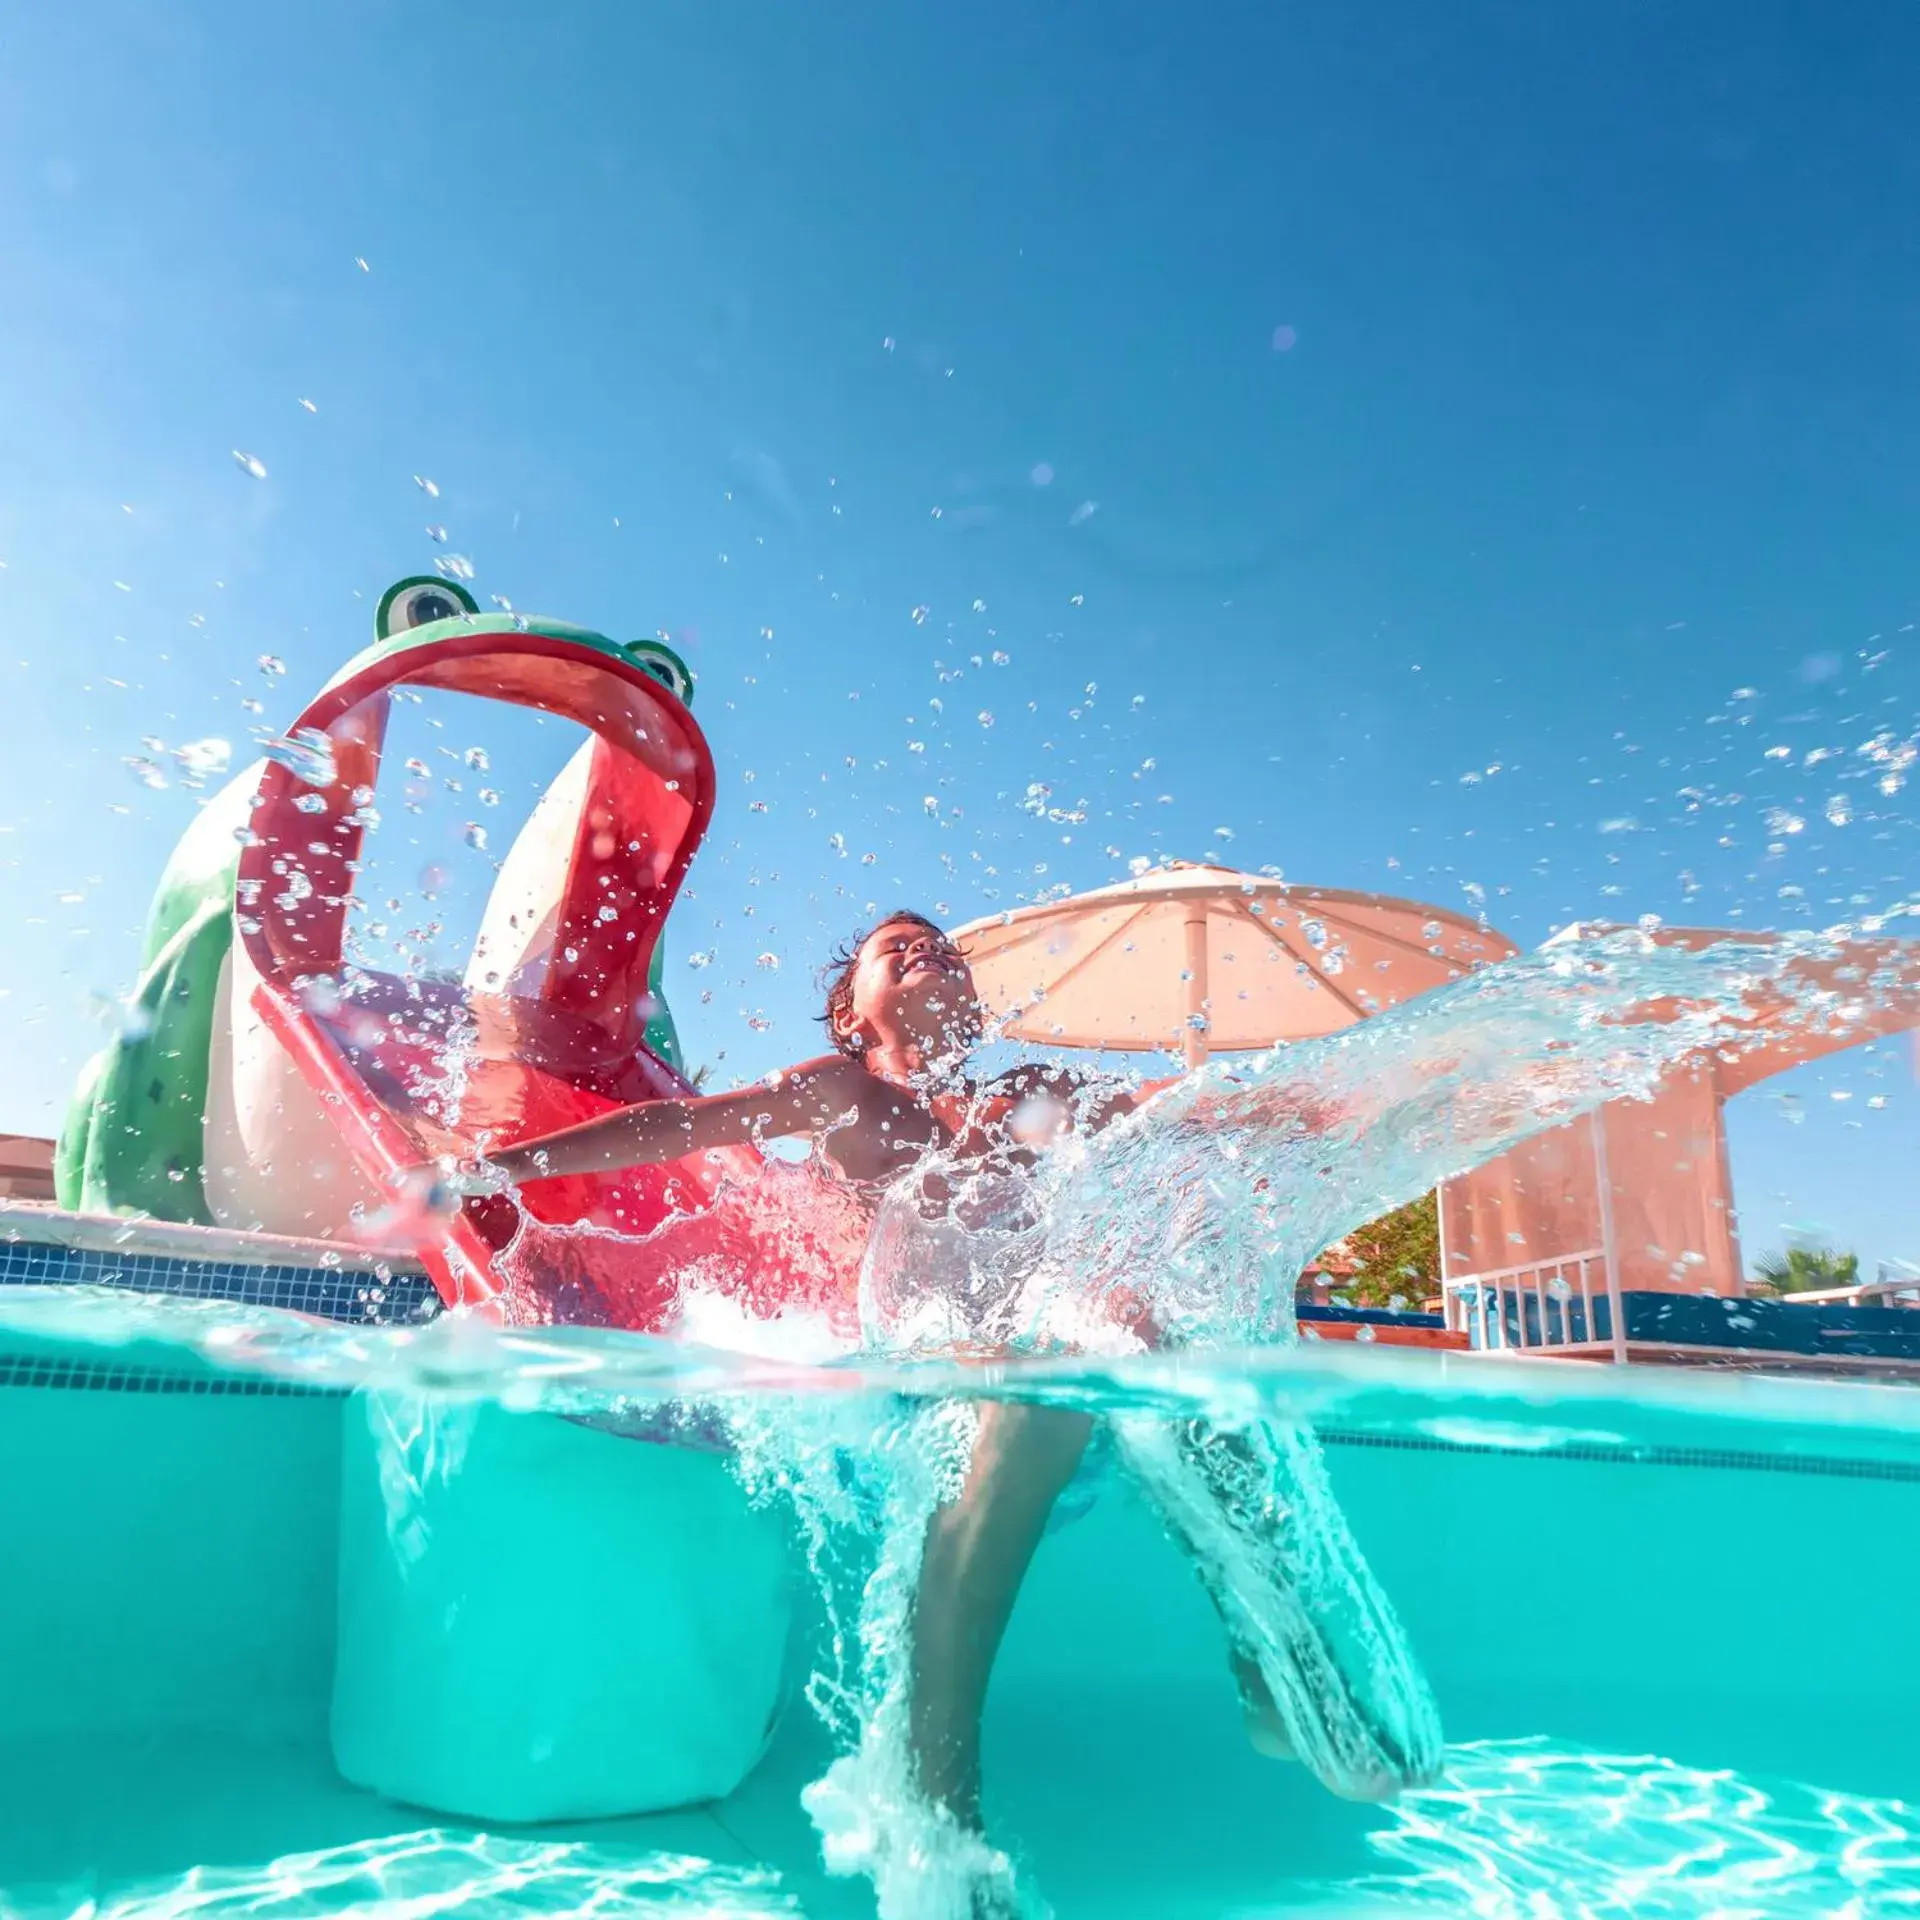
[[1182, 905, 1210, 1069]]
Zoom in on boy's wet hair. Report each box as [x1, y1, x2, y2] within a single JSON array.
[[818, 910, 948, 1056]]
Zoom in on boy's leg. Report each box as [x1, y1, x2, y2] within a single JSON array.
[[908, 1401, 1095, 1825], [1114, 1412, 1443, 1803]]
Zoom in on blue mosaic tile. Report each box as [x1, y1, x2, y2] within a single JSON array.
[[0, 1351, 334, 1397], [0, 1234, 442, 1325]]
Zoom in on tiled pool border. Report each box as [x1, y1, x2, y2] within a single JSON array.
[[0, 1213, 440, 1325]]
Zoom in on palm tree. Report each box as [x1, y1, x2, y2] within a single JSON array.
[[1750, 1246, 1860, 1297]]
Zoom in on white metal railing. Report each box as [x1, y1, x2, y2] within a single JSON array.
[[1442, 1248, 1625, 1360]]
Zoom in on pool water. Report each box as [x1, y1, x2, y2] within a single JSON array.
[[11, 931, 1920, 1916], [2, 1290, 1919, 1919]]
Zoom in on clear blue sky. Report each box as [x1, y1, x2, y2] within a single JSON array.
[[2, 0, 1918, 1271]]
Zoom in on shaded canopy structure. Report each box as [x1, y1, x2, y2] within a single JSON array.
[[951, 862, 1515, 1066], [1440, 924, 1920, 1311]]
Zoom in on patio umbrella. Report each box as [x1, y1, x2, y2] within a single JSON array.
[[951, 861, 1515, 1067]]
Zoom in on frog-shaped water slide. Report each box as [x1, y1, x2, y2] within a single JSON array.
[[56, 575, 863, 1326], [56, 578, 858, 1821]]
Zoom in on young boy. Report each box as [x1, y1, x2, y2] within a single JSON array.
[[477, 912, 1438, 1905]]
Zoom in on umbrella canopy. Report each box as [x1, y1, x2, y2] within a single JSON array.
[[951, 862, 1516, 1066]]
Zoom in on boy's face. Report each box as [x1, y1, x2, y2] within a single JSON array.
[[840, 918, 982, 1057]]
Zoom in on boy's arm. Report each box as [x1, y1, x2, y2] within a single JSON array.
[[478, 1056, 859, 1185]]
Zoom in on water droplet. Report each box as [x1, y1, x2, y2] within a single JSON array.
[[911, 605, 930, 625], [687, 951, 714, 970], [297, 397, 317, 414], [425, 524, 448, 544], [257, 654, 286, 678], [463, 746, 490, 773], [596, 904, 619, 924], [124, 756, 168, 790], [757, 953, 780, 971], [1214, 826, 1235, 841], [262, 728, 336, 787], [435, 553, 476, 582], [977, 710, 995, 728], [293, 792, 327, 815], [1825, 794, 1853, 827], [1069, 593, 1084, 607], [174, 737, 231, 779], [414, 475, 439, 497], [464, 823, 488, 851], [232, 450, 267, 480], [991, 650, 1010, 666], [353, 256, 370, 272], [477, 787, 500, 807]]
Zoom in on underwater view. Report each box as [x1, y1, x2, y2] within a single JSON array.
[[7, 2, 1920, 1915]]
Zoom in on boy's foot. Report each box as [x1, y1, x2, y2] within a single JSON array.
[[1232, 1648, 1297, 1761]]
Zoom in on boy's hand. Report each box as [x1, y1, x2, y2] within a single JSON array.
[[441, 1155, 517, 1198]]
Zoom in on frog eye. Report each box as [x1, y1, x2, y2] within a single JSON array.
[[376, 575, 479, 640], [624, 640, 693, 705]]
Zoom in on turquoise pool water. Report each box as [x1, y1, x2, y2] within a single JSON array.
[[3, 1288, 1920, 1919], [10, 929, 1920, 1915]]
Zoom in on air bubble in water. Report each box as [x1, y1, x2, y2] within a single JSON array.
[[596, 904, 619, 923], [124, 756, 168, 790], [257, 654, 286, 678], [435, 554, 476, 582], [293, 793, 327, 815], [463, 746, 490, 772], [414, 475, 439, 497], [231, 450, 267, 480], [1826, 794, 1853, 827], [978, 710, 995, 728], [463, 823, 488, 851], [757, 952, 780, 970], [426, 524, 448, 544], [687, 951, 714, 969], [477, 787, 499, 807], [911, 605, 930, 625]]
